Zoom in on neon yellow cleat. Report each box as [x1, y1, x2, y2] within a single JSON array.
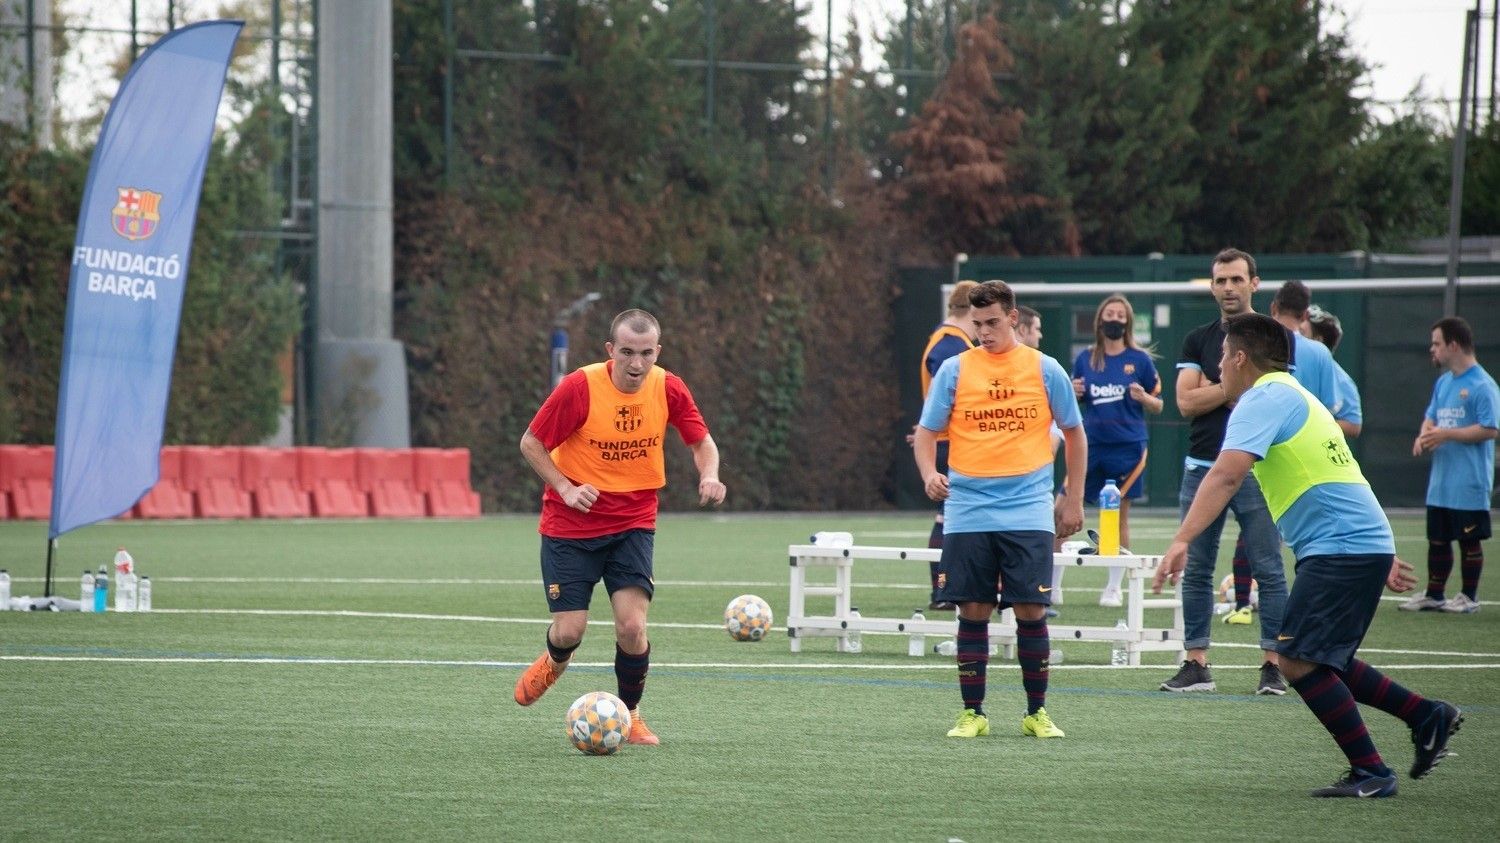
[[1022, 707, 1065, 738], [946, 709, 990, 738], [1222, 606, 1254, 625]]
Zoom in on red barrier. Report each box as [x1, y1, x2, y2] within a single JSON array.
[[242, 447, 311, 518], [135, 446, 195, 519], [182, 446, 252, 518], [357, 449, 425, 518], [0, 445, 53, 520], [298, 447, 369, 517], [413, 448, 481, 517]]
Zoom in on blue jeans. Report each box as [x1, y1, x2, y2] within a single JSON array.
[[1177, 464, 1287, 652]]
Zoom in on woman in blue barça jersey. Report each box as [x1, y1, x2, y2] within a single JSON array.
[[1066, 295, 1162, 606]]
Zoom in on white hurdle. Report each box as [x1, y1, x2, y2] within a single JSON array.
[[785, 544, 1185, 666]]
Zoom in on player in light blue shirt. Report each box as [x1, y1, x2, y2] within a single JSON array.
[[1401, 316, 1500, 614], [1304, 305, 1362, 438], [1271, 282, 1337, 412]]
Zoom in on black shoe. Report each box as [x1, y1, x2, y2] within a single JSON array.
[[1309, 767, 1398, 798], [928, 601, 957, 612], [1256, 662, 1287, 696], [1410, 700, 1464, 779], [1159, 659, 1215, 692]]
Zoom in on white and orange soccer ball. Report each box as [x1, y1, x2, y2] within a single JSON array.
[[1217, 574, 1259, 608], [724, 594, 774, 641], [565, 692, 632, 756]]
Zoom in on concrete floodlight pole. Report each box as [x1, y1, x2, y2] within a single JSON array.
[[1445, 9, 1479, 317], [315, 0, 410, 446]]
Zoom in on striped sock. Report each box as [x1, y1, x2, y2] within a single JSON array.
[[1232, 536, 1253, 609], [1427, 541, 1453, 601], [1459, 539, 1484, 601], [1015, 616, 1050, 715], [614, 643, 650, 710], [1337, 658, 1434, 727], [956, 616, 988, 716], [1290, 666, 1390, 776]]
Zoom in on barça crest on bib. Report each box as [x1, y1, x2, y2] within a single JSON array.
[[112, 187, 162, 241], [614, 403, 644, 432]]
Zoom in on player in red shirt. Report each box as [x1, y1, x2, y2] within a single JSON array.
[[513, 309, 727, 745]]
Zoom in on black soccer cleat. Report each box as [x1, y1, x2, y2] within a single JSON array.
[[1410, 700, 1464, 779], [1310, 767, 1398, 798]]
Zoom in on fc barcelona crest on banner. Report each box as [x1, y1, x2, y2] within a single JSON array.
[[615, 404, 644, 432], [112, 186, 163, 240]]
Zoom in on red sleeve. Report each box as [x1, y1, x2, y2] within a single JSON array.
[[527, 371, 590, 450], [665, 372, 709, 445]]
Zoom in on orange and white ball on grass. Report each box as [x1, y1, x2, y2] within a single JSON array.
[[724, 594, 774, 641], [565, 692, 632, 756]]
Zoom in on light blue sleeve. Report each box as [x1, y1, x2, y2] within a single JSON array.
[[1474, 375, 1499, 429], [1425, 377, 1441, 423], [1296, 335, 1338, 410], [1044, 355, 1083, 430], [1334, 364, 1362, 423], [1223, 384, 1306, 459], [919, 356, 959, 432]]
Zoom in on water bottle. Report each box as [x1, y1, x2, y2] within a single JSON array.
[[137, 576, 152, 612], [81, 570, 96, 613], [0, 569, 10, 610], [1049, 647, 1064, 665], [907, 608, 926, 657], [845, 607, 863, 654], [93, 567, 108, 613], [114, 549, 137, 612], [1110, 618, 1130, 666], [811, 531, 854, 548], [1098, 479, 1121, 556], [935, 639, 958, 656]]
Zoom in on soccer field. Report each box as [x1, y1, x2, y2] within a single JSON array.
[[1, 512, 1496, 841]]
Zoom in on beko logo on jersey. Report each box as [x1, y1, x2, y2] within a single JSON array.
[[1089, 383, 1126, 403]]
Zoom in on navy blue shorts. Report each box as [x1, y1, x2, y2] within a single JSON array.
[[939, 530, 1054, 606], [1426, 506, 1492, 542], [1274, 553, 1391, 671], [539, 529, 655, 612], [1084, 441, 1148, 501]]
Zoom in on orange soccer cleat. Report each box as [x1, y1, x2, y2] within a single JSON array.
[[514, 652, 564, 706], [627, 708, 661, 745]]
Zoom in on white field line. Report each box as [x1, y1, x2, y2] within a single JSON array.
[[2, 654, 1496, 671], [79, 608, 1500, 660]]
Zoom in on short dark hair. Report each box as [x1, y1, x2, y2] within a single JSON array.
[[969, 280, 1016, 312], [1212, 247, 1257, 280], [610, 308, 660, 342], [1306, 305, 1342, 352], [1015, 304, 1040, 325], [1433, 316, 1475, 353], [1223, 312, 1289, 373], [1272, 280, 1311, 318]]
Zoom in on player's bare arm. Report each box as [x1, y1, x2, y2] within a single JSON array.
[[1154, 450, 1256, 591], [912, 425, 949, 501], [1417, 423, 1499, 453], [519, 429, 598, 513], [1055, 424, 1086, 537], [688, 434, 727, 506], [1175, 368, 1226, 417]]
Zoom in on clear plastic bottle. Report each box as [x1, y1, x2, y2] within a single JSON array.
[[113, 549, 136, 612], [1111, 618, 1130, 666], [845, 607, 863, 654], [1049, 647, 1064, 665], [1098, 479, 1121, 556], [0, 569, 10, 611], [93, 567, 108, 613], [137, 576, 152, 612], [935, 639, 958, 657], [907, 608, 926, 657], [810, 531, 854, 548], [81, 570, 96, 613]]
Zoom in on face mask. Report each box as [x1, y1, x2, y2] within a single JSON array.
[[1101, 320, 1128, 340]]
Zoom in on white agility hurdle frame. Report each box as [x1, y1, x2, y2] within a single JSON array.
[[785, 544, 1185, 666]]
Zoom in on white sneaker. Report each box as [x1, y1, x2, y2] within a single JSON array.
[[1439, 594, 1481, 614], [1398, 594, 1446, 612], [1098, 588, 1123, 608]]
